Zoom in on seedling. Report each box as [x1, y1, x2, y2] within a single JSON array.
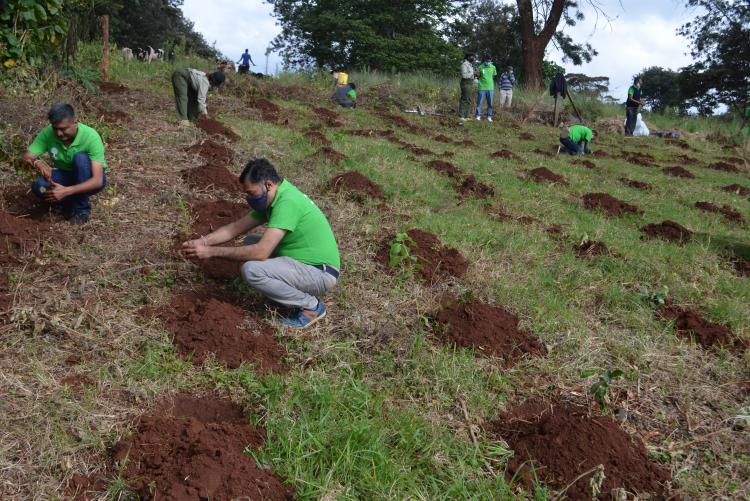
[[176, 194, 191, 238], [638, 284, 669, 308], [580, 368, 624, 409], [388, 232, 421, 280]]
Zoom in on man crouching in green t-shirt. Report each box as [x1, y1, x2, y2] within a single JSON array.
[[182, 158, 340, 329], [22, 103, 108, 225]]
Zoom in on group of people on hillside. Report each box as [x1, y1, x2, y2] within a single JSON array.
[[459, 53, 516, 122]]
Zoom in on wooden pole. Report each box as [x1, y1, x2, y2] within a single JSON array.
[[102, 15, 110, 82], [567, 89, 584, 123]]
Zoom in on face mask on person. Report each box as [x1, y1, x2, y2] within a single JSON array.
[[246, 185, 270, 211]]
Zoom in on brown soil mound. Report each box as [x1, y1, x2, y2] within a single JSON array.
[[663, 166, 695, 178], [1, 185, 53, 220], [433, 302, 545, 364], [723, 156, 744, 165], [457, 175, 495, 199], [330, 171, 385, 202], [695, 201, 743, 223], [427, 160, 462, 178], [484, 203, 512, 222], [109, 394, 293, 500], [622, 151, 657, 167], [666, 138, 692, 150], [708, 161, 741, 173], [487, 400, 672, 499], [248, 97, 281, 122], [433, 134, 454, 144], [582, 193, 642, 217], [518, 132, 535, 140], [150, 291, 286, 371], [185, 138, 234, 164], [97, 81, 126, 93], [0, 210, 51, 260], [575, 240, 610, 257], [732, 255, 750, 277], [659, 305, 746, 352], [490, 149, 520, 161], [94, 108, 132, 124], [619, 177, 653, 191], [376, 111, 424, 134], [676, 154, 699, 165], [530, 167, 567, 185], [580, 159, 597, 169], [402, 143, 436, 156], [640, 220, 691, 243], [442, 150, 455, 157], [188, 199, 248, 236], [591, 150, 612, 159], [196, 116, 240, 142], [312, 106, 339, 120], [722, 184, 750, 196], [183, 162, 239, 192], [377, 229, 468, 285], [304, 128, 331, 147], [457, 139, 476, 147], [317, 146, 346, 163]]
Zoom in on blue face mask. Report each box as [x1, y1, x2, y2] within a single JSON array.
[[246, 186, 270, 212]]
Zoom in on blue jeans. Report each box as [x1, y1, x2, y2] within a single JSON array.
[[476, 90, 494, 118], [31, 152, 107, 215], [559, 137, 581, 155]]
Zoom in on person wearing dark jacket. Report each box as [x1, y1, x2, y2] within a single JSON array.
[[625, 77, 644, 136], [332, 83, 357, 108]]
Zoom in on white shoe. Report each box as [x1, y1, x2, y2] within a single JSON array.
[[476, 116, 481, 121], [460, 118, 467, 122], [488, 117, 493, 122]]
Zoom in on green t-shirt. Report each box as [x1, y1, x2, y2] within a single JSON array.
[[347, 89, 356, 100], [476, 63, 496, 91], [568, 125, 593, 143], [746, 107, 750, 136], [28, 123, 107, 172], [251, 180, 340, 268]]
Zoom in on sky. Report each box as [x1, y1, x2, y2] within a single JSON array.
[[181, 0, 698, 93]]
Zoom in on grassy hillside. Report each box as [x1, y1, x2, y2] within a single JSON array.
[[0, 52, 748, 500]]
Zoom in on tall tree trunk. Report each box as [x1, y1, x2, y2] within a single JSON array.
[[516, 0, 566, 88]]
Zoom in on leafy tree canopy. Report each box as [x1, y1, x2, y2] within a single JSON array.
[[637, 66, 685, 113]]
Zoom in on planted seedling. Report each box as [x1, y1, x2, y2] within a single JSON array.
[[580, 368, 624, 409], [388, 232, 421, 280], [638, 284, 669, 308]]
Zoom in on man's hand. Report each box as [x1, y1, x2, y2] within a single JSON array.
[[182, 241, 214, 259], [34, 159, 52, 182], [43, 181, 70, 202]]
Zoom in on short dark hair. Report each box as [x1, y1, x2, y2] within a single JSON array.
[[464, 53, 474, 60], [210, 71, 225, 86], [349, 82, 356, 90], [239, 158, 282, 185], [48, 103, 75, 124]]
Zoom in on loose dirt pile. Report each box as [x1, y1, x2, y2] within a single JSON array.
[[97, 81, 127, 94], [330, 171, 385, 202], [722, 184, 749, 196], [196, 116, 240, 142], [666, 138, 693, 150], [518, 132, 535, 140], [487, 400, 672, 500], [427, 160, 462, 178], [376, 111, 426, 134], [401, 143, 436, 156], [377, 229, 468, 285], [676, 154, 699, 165], [316, 146, 346, 163], [640, 220, 691, 243], [433, 134, 453, 144], [663, 166, 695, 178], [457, 175, 495, 199], [529, 167, 567, 185], [304, 128, 332, 147], [622, 151, 657, 167], [185, 138, 234, 164], [0, 210, 51, 260], [732, 255, 750, 277], [148, 291, 286, 371], [695, 201, 743, 223], [1, 185, 52, 220], [183, 162, 239, 193], [490, 149, 521, 161], [619, 177, 653, 191], [575, 240, 610, 257], [707, 161, 741, 173], [188, 199, 248, 236], [580, 159, 597, 169], [94, 108, 132, 124], [433, 302, 545, 365], [591, 150, 612, 159], [582, 193, 642, 217], [659, 305, 746, 352], [108, 394, 294, 500], [248, 97, 281, 122], [312, 106, 339, 121]]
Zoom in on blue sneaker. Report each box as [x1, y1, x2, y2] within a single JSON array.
[[279, 302, 326, 329]]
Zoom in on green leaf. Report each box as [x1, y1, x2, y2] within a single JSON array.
[[579, 369, 597, 378]]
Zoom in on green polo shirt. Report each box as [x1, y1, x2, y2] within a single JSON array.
[[251, 180, 340, 269], [28, 123, 107, 172], [569, 125, 593, 143], [477, 63, 496, 91]]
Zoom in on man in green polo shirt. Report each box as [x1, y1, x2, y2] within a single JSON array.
[[558, 124, 595, 155], [22, 103, 107, 225], [475, 55, 497, 122], [183, 158, 340, 329]]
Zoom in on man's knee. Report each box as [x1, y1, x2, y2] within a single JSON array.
[[31, 176, 49, 198], [72, 152, 91, 169], [241, 261, 267, 284]]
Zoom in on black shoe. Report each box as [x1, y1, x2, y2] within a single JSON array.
[[68, 212, 90, 225]]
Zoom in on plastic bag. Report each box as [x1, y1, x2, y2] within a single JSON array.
[[633, 113, 650, 137]]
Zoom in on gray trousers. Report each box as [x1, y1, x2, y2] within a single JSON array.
[[625, 107, 638, 136], [240, 234, 338, 310]]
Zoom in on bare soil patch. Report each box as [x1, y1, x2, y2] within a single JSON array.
[[108, 393, 294, 500], [401, 143, 436, 156], [666, 138, 693, 150], [486, 400, 672, 500], [1, 184, 54, 220], [659, 305, 746, 352], [622, 151, 657, 167], [663, 166, 695, 178], [722, 184, 749, 196], [94, 108, 132, 124], [518, 132, 535, 141], [248, 96, 281, 122], [619, 177, 653, 191], [457, 175, 495, 199], [377, 229, 468, 285], [695, 201, 743, 223], [433, 301, 545, 365], [183, 162, 239, 193], [591, 150, 612, 159], [376, 111, 425, 134], [676, 154, 699, 165], [575, 240, 610, 257], [707, 161, 741, 173], [146, 291, 286, 371], [640, 220, 691, 243], [0, 210, 52, 261], [312, 106, 339, 121], [330, 171, 385, 202], [530, 167, 567, 185], [427, 160, 462, 178], [188, 199, 247, 236], [433, 134, 453, 144], [731, 255, 750, 277], [196, 116, 240, 142], [490, 149, 521, 161], [580, 159, 597, 169], [317, 146, 346, 163], [185, 138, 234, 164], [97, 81, 127, 94], [582, 193, 642, 217], [304, 128, 332, 147]]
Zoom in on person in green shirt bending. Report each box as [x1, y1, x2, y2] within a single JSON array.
[[558, 124, 595, 155], [183, 158, 340, 329], [475, 55, 497, 122], [22, 103, 108, 225], [738, 105, 750, 155]]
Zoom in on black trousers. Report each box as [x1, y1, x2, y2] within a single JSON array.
[[625, 107, 638, 135]]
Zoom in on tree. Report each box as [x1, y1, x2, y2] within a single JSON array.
[[565, 73, 609, 97], [450, 1, 521, 70], [267, 0, 462, 72], [678, 0, 749, 113], [638, 66, 684, 113], [516, 0, 600, 88], [0, 0, 67, 68]]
